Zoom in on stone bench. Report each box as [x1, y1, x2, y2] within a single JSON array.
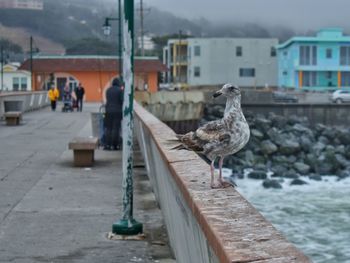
[[68, 137, 98, 167], [4, 111, 22, 126]]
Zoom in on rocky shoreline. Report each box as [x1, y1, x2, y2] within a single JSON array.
[[203, 105, 350, 189]]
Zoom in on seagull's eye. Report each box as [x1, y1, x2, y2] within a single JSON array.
[[229, 86, 235, 92]]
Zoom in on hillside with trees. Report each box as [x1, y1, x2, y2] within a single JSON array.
[[0, 0, 301, 57]]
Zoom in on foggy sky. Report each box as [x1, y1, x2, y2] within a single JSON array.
[[145, 0, 350, 31]]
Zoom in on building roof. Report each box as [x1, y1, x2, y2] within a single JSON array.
[[19, 55, 168, 73], [277, 28, 350, 49]]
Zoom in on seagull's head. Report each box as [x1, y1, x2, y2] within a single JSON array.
[[213, 84, 240, 98]]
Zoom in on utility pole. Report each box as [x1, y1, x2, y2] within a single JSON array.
[[112, 0, 143, 236], [1, 46, 3, 92], [30, 36, 33, 90], [118, 0, 122, 80], [139, 0, 144, 56], [137, 0, 150, 56]]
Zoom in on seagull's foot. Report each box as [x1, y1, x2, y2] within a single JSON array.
[[220, 180, 233, 188], [211, 180, 232, 189]]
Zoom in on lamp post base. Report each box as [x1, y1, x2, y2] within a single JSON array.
[[112, 219, 143, 236]]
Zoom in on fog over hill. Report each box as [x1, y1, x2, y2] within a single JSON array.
[[1, 0, 348, 56]]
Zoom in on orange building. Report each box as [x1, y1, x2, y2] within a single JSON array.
[[19, 55, 167, 102]]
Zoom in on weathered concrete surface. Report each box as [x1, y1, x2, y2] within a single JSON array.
[[135, 102, 311, 263], [0, 103, 174, 263]]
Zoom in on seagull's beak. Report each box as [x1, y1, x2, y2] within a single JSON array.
[[213, 91, 222, 98]]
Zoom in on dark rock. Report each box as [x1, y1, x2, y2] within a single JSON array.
[[286, 155, 297, 164], [287, 115, 302, 125], [309, 174, 322, 181], [262, 179, 282, 189], [279, 139, 301, 155], [283, 169, 299, 179], [322, 127, 337, 140], [251, 129, 264, 139], [314, 123, 326, 137], [253, 164, 267, 172], [334, 154, 349, 169], [300, 136, 313, 153], [248, 170, 267, 180], [335, 145, 346, 155], [315, 160, 334, 175], [337, 170, 350, 181], [271, 164, 289, 177], [270, 115, 287, 129], [318, 136, 330, 145], [260, 140, 278, 155], [255, 116, 272, 128], [312, 142, 326, 155], [345, 146, 350, 159], [337, 128, 350, 145], [272, 155, 289, 165], [266, 128, 285, 146], [290, 178, 308, 185], [293, 162, 310, 175]]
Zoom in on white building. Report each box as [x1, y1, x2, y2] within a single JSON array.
[[163, 38, 278, 88], [0, 0, 43, 10], [0, 63, 32, 92]]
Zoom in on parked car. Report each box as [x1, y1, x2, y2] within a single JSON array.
[[272, 91, 298, 103], [331, 90, 350, 104]]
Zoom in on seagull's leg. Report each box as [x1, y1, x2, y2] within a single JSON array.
[[218, 156, 232, 188], [210, 157, 222, 189]]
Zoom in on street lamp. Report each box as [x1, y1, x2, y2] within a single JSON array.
[[102, 16, 123, 81]]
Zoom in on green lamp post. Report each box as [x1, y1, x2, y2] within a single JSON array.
[[112, 0, 143, 236]]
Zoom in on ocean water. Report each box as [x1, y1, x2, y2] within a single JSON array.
[[222, 168, 350, 263]]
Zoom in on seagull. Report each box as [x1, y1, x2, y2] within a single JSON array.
[[172, 84, 250, 188]]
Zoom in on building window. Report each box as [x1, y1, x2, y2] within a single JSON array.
[[20, 77, 27, 91], [271, 47, 276, 57], [327, 71, 332, 79], [194, 66, 200, 77], [302, 71, 317, 87], [13, 77, 20, 91], [340, 46, 350, 65], [326, 48, 332, 59], [283, 71, 288, 76], [300, 45, 317, 65], [194, 45, 200, 56], [283, 51, 288, 56], [236, 46, 242, 56], [341, 72, 350, 86], [239, 68, 255, 77]]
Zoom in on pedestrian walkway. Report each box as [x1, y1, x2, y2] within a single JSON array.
[[0, 103, 174, 263]]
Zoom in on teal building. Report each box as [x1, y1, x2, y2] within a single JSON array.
[[277, 28, 350, 90]]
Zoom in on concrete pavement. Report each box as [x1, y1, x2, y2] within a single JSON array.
[[0, 103, 174, 263]]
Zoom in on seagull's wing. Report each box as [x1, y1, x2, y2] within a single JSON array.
[[176, 120, 230, 152]]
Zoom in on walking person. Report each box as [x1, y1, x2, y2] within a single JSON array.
[[104, 78, 123, 150], [74, 83, 85, 112], [48, 85, 59, 111]]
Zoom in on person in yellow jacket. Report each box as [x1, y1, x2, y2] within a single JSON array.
[[48, 85, 60, 111]]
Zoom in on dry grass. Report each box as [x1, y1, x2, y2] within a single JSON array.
[[0, 23, 65, 54]]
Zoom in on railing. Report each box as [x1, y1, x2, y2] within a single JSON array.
[[0, 91, 49, 118], [134, 101, 311, 263]]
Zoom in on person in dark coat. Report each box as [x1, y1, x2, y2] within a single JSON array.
[[104, 78, 124, 150], [74, 83, 85, 112]]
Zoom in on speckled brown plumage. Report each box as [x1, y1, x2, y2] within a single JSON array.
[[173, 84, 250, 188]]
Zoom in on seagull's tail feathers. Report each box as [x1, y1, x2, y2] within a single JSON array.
[[170, 144, 187, 150]]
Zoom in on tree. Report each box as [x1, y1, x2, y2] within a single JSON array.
[[65, 38, 116, 55], [0, 39, 23, 53]]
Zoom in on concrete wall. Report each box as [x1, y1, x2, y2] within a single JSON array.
[[0, 91, 49, 118], [134, 101, 310, 263], [242, 103, 350, 126]]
